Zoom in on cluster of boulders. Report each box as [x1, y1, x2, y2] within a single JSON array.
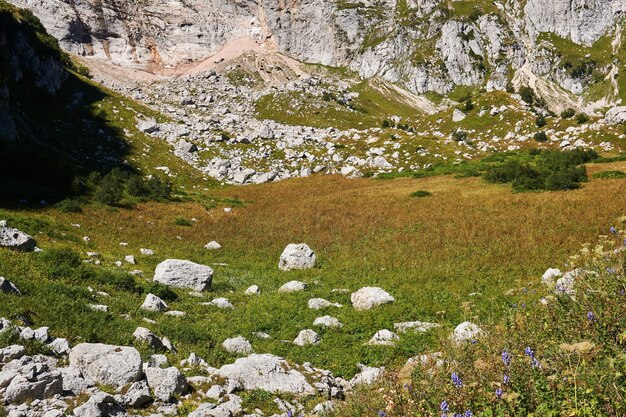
[[0, 236, 490, 417]]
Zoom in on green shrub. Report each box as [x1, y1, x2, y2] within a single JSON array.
[[561, 108, 576, 119], [410, 190, 433, 198], [39, 248, 82, 280], [593, 170, 626, 179], [463, 99, 474, 112], [535, 115, 546, 128], [483, 149, 597, 192], [174, 217, 192, 227], [519, 86, 536, 105], [381, 119, 391, 128], [576, 113, 589, 124], [533, 131, 548, 142], [94, 168, 128, 205], [144, 176, 173, 201], [145, 283, 179, 302], [55, 199, 82, 213], [452, 130, 467, 142]]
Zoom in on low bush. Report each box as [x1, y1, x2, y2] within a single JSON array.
[[592, 170, 626, 179], [535, 115, 546, 128], [145, 283, 179, 302], [55, 198, 82, 213], [533, 131, 548, 142], [174, 217, 192, 227], [483, 149, 597, 192], [561, 108, 576, 119], [576, 113, 589, 124], [410, 190, 433, 198]]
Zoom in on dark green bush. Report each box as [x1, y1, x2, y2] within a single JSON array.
[[145, 283, 179, 302], [576, 113, 589, 124], [463, 99, 474, 112], [535, 115, 546, 128], [519, 86, 536, 105], [144, 176, 173, 201], [381, 119, 391, 128], [94, 168, 128, 205], [55, 199, 82, 213], [452, 130, 467, 142], [174, 217, 192, 227], [483, 149, 597, 192], [561, 108, 576, 119], [410, 190, 433, 198], [533, 131, 548, 142]]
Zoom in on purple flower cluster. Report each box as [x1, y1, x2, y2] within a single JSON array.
[[451, 372, 463, 388], [501, 351, 511, 367]]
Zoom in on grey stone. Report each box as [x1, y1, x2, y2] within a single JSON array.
[[154, 259, 213, 291]]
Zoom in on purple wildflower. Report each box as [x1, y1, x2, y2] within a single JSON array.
[[531, 357, 542, 369], [464, 411, 473, 417], [524, 347, 535, 358], [378, 412, 387, 417], [496, 388, 503, 398], [501, 351, 511, 367], [287, 411, 293, 417], [440, 401, 450, 412], [610, 226, 617, 234], [503, 374, 510, 385], [451, 372, 463, 388], [587, 311, 595, 322]]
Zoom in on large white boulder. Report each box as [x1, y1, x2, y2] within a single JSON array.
[[350, 364, 384, 387], [605, 106, 626, 124], [218, 354, 315, 395], [0, 277, 21, 295], [0, 222, 37, 252], [351, 287, 395, 310], [278, 244, 316, 271], [69, 343, 143, 388], [153, 259, 213, 291]]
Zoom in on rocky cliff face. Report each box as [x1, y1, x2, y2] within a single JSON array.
[[6, 0, 626, 106], [0, 2, 67, 141]]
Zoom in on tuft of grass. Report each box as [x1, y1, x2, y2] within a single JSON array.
[[174, 217, 193, 227], [410, 190, 433, 198]]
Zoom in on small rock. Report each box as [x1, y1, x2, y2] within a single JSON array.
[[141, 293, 168, 312], [222, 336, 254, 355], [278, 281, 307, 293], [278, 244, 316, 271], [293, 329, 320, 346], [204, 241, 222, 250]]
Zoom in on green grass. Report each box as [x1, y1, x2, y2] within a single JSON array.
[[255, 79, 424, 130], [593, 170, 626, 179]]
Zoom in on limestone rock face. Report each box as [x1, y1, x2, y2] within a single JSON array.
[[7, 0, 626, 100], [69, 343, 143, 388]]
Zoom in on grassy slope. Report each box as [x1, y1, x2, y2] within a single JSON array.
[[1, 162, 625, 383]]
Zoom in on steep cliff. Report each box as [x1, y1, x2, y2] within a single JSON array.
[[6, 0, 626, 109]]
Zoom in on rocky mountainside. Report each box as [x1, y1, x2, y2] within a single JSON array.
[[8, 0, 626, 112]]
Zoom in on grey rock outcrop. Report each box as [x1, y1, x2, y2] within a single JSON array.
[[217, 354, 316, 395], [68, 343, 143, 388], [279, 243, 316, 271], [351, 287, 395, 310], [154, 259, 213, 291], [0, 277, 21, 295], [0, 222, 37, 252], [145, 366, 189, 402]]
